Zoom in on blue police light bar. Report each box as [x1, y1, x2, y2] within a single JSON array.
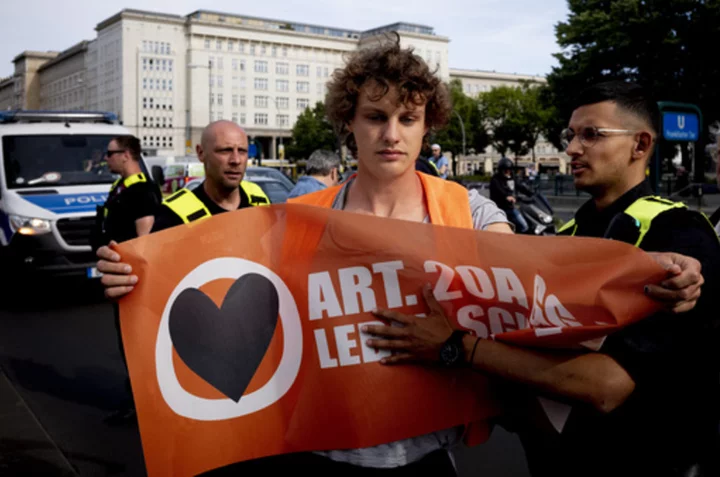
[[0, 110, 119, 124]]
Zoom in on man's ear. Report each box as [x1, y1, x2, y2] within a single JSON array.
[[632, 132, 654, 161], [196, 144, 204, 163]]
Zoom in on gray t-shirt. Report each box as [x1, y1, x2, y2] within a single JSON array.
[[314, 179, 510, 468], [330, 178, 510, 231]]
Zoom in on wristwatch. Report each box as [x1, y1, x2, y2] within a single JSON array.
[[439, 330, 469, 368]]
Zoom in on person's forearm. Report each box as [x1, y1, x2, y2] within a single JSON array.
[[135, 216, 155, 237], [462, 335, 635, 413]]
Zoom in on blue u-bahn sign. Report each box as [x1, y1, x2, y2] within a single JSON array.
[[663, 112, 699, 141]]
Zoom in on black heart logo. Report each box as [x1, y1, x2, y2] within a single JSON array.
[[169, 273, 279, 402]]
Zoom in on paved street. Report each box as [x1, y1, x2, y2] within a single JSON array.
[[0, 281, 146, 476], [0, 279, 531, 477]]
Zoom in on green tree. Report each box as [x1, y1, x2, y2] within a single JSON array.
[[479, 86, 523, 156], [545, 0, 720, 177], [286, 101, 337, 160], [431, 79, 490, 161], [478, 82, 556, 160], [519, 82, 556, 161]]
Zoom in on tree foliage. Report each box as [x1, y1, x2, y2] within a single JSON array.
[[478, 82, 555, 159], [287, 101, 337, 160], [543, 0, 720, 175], [430, 79, 490, 159]]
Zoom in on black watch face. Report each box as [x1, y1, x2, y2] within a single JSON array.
[[440, 343, 461, 366]]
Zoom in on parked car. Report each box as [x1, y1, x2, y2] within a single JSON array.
[[183, 175, 293, 204], [245, 166, 295, 189]]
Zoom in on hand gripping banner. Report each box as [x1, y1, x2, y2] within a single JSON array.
[[116, 203, 666, 476]]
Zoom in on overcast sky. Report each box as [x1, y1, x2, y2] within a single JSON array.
[[2, 0, 570, 78]]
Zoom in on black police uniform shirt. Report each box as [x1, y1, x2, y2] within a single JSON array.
[[103, 180, 160, 243], [515, 180, 720, 477], [150, 182, 252, 233]]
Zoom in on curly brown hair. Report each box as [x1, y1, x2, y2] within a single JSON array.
[[325, 35, 451, 156]]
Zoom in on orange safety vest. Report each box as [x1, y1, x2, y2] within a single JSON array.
[[289, 171, 492, 446], [289, 172, 473, 229]]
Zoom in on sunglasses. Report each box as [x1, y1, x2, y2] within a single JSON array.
[[105, 149, 126, 157]]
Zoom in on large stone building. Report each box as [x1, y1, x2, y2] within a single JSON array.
[[0, 50, 61, 110], [450, 68, 546, 96], [0, 8, 566, 168]]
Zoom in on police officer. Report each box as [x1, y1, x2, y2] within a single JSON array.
[[93, 135, 161, 424], [364, 81, 719, 477], [96, 120, 269, 297], [92, 135, 160, 251], [151, 121, 269, 230], [529, 81, 720, 476]]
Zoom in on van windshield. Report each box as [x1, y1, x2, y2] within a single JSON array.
[[2, 135, 126, 189]]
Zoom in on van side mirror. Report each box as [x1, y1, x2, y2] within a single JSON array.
[[151, 165, 165, 185]]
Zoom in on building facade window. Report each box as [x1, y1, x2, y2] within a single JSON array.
[[254, 113, 268, 125]]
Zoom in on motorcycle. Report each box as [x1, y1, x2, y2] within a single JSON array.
[[515, 188, 556, 235]]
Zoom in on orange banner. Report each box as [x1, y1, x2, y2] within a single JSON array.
[[117, 203, 665, 477]]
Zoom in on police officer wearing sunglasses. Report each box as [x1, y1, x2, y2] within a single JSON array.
[[517, 81, 720, 477], [91, 135, 161, 250], [91, 135, 162, 423]]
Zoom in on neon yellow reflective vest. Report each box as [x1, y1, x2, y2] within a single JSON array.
[[103, 173, 148, 218], [162, 181, 270, 224], [558, 195, 717, 246]]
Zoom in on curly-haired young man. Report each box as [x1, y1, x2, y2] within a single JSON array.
[[288, 36, 513, 475]]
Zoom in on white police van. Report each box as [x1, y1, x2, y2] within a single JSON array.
[[0, 110, 149, 281]]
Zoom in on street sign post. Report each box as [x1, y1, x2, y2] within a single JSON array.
[[662, 112, 699, 141], [652, 102, 703, 194]]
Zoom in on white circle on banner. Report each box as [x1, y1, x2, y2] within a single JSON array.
[[155, 258, 303, 420]]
